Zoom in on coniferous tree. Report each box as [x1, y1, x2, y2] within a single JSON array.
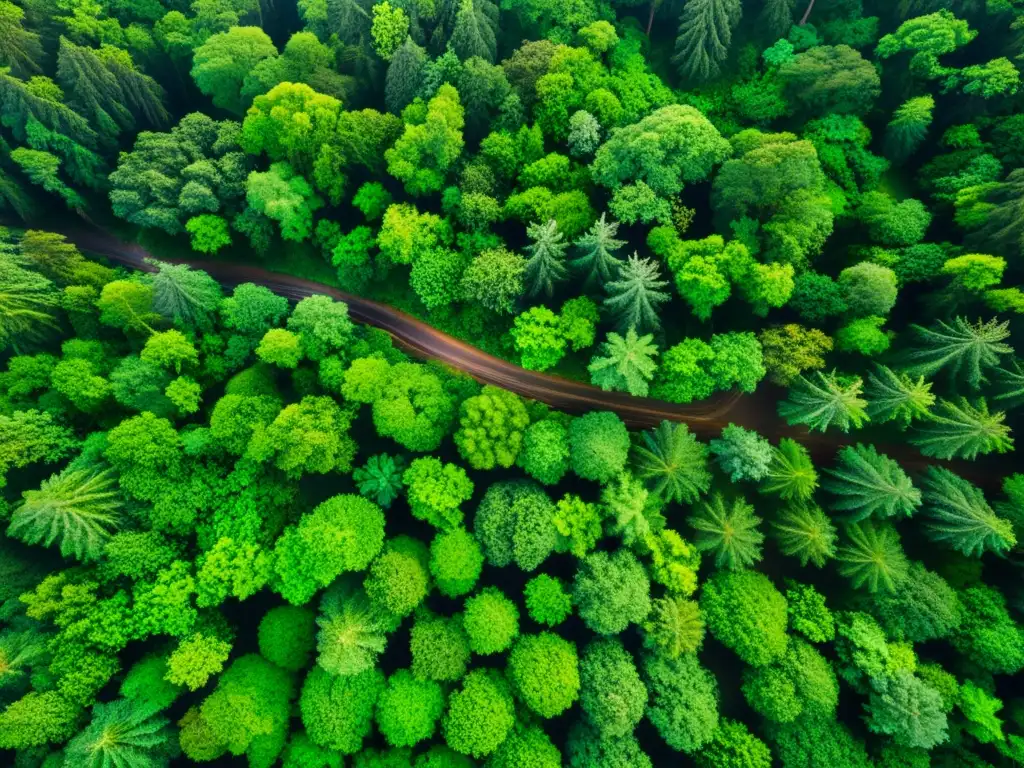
[[778, 371, 869, 433], [672, 0, 742, 83], [64, 698, 175, 768], [864, 365, 935, 428], [0, 251, 59, 351], [920, 467, 1017, 557], [57, 38, 169, 140], [149, 261, 224, 331], [910, 398, 1013, 460], [689, 493, 764, 570], [603, 253, 671, 333], [523, 219, 568, 298], [823, 444, 921, 522], [630, 421, 711, 504], [572, 213, 626, 287], [385, 36, 427, 115], [759, 0, 794, 40], [0, 2, 43, 78], [994, 358, 1024, 409], [902, 317, 1012, 389], [885, 96, 935, 162], [866, 673, 948, 750], [643, 596, 705, 657], [761, 438, 818, 503], [449, 0, 498, 63], [588, 328, 659, 397], [315, 580, 388, 677], [771, 504, 837, 568], [836, 522, 909, 594], [7, 466, 121, 562]]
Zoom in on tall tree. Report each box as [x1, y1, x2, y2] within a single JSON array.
[[689, 493, 764, 570], [149, 261, 224, 331], [760, 0, 793, 40], [572, 213, 625, 286], [771, 504, 836, 567], [902, 317, 1012, 389], [523, 219, 568, 298], [885, 96, 935, 162], [823, 444, 921, 522], [672, 0, 742, 83], [191, 26, 279, 116], [56, 38, 169, 140], [385, 36, 427, 115], [836, 522, 909, 594], [64, 698, 175, 767], [0, 1, 43, 78], [630, 421, 711, 504], [588, 328, 659, 397], [0, 250, 59, 352], [7, 467, 122, 562], [449, 0, 498, 62], [921, 467, 1016, 557], [910, 398, 1013, 461], [761, 438, 817, 503], [864, 365, 935, 428], [778, 371, 869, 433], [603, 253, 671, 333]]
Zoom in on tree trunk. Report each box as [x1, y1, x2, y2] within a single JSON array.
[[646, 0, 657, 36], [799, 0, 816, 25]]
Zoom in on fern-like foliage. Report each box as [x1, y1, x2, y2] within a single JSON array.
[[993, 358, 1024, 409], [910, 398, 1013, 460], [672, 0, 742, 82], [0, 629, 47, 692], [589, 327, 660, 397], [901, 317, 1012, 389], [603, 472, 665, 548], [603, 252, 671, 333], [524, 219, 568, 298], [642, 596, 705, 657], [920, 467, 1017, 557], [148, 260, 223, 330], [316, 579, 388, 676], [64, 698, 175, 768], [823, 444, 921, 523], [630, 421, 711, 504], [771, 504, 837, 567], [353, 453, 407, 508], [836, 522, 910, 594], [688, 493, 763, 570], [572, 212, 626, 286], [778, 370, 869, 433], [8, 466, 121, 561], [864, 365, 935, 428], [761, 438, 818, 502]]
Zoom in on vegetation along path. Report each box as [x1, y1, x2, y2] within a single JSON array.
[[67, 226, 1006, 485]]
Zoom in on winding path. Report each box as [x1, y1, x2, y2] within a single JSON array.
[[64, 227, 1012, 487]]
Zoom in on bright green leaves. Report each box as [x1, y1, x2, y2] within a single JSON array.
[[386, 84, 465, 197], [823, 444, 921, 523], [370, 2, 409, 61], [778, 371, 869, 433], [689, 493, 764, 571]]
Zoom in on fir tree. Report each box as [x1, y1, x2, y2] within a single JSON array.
[[993, 358, 1024, 409], [864, 365, 935, 428], [823, 444, 921, 522], [0, 250, 59, 352], [902, 317, 1012, 390], [761, 438, 818, 503], [760, 0, 794, 40], [588, 328, 659, 397], [836, 522, 909, 594], [8, 466, 122, 562], [0, 2, 43, 78], [771, 504, 837, 568], [689, 493, 764, 570], [885, 96, 935, 162], [572, 213, 626, 286], [385, 36, 427, 115], [64, 698, 175, 768], [778, 371, 869, 433], [920, 467, 1017, 557], [316, 580, 389, 677], [630, 421, 711, 504], [603, 253, 671, 333], [672, 0, 742, 83], [523, 219, 568, 298], [149, 261, 224, 331], [449, 0, 498, 62], [910, 398, 1013, 460]]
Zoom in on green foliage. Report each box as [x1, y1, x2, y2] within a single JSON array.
[[689, 493, 764, 570], [353, 454, 407, 509], [300, 665, 383, 754], [519, 419, 570, 486], [403, 457, 473, 531], [376, 669, 443, 747], [524, 219, 568, 298], [386, 84, 464, 196], [463, 587, 520, 655], [839, 262, 899, 317], [710, 424, 773, 483], [836, 522, 910, 594], [864, 365, 935, 428], [701, 569, 788, 667], [910, 397, 1013, 460], [902, 317, 1012, 389], [824, 444, 921, 522], [631, 421, 711, 505], [474, 480, 556, 571], [507, 632, 580, 718], [762, 439, 818, 503], [866, 672, 948, 750], [573, 549, 651, 636], [429, 528, 483, 598], [602, 253, 671, 333], [258, 604, 316, 672], [643, 651, 719, 753], [920, 467, 1016, 557], [778, 371, 869, 433], [442, 669, 515, 758], [785, 582, 834, 644], [643, 596, 705, 658], [524, 574, 571, 626], [410, 613, 471, 682], [570, 411, 629, 483], [588, 328, 659, 397]]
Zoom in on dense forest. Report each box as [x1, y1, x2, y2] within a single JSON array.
[[2, 0, 1024, 766]]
